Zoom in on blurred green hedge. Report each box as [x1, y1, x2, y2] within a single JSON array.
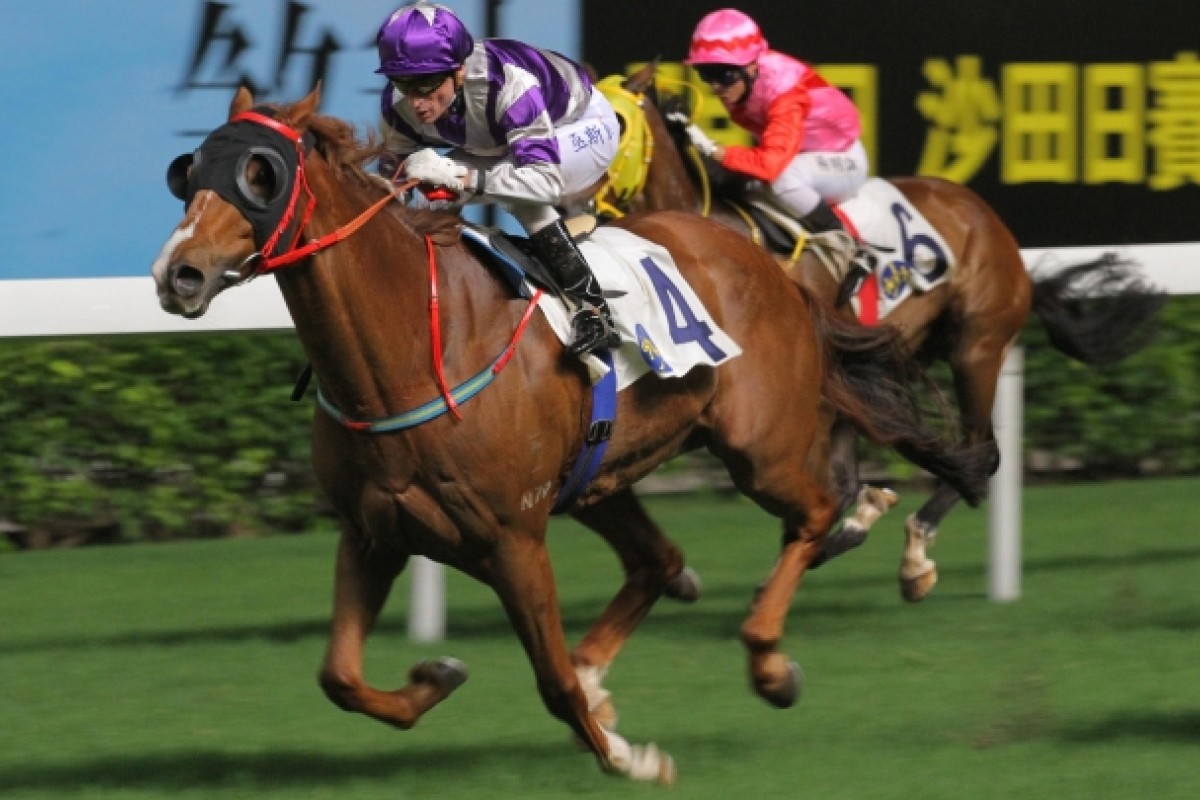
[[0, 331, 318, 547], [1, 296, 1197, 546], [1022, 294, 1200, 475]]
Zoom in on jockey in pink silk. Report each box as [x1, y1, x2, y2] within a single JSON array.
[[678, 8, 871, 303]]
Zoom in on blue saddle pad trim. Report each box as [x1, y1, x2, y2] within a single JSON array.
[[459, 224, 533, 299], [552, 348, 617, 514]]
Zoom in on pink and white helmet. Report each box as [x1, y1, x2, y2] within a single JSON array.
[[685, 9, 768, 67]]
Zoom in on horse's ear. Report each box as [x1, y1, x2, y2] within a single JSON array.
[[229, 85, 254, 119], [624, 59, 658, 94], [290, 82, 322, 129]]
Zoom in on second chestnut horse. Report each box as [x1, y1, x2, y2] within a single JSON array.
[[597, 63, 1163, 600]]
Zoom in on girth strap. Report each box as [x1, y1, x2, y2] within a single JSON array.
[[552, 349, 617, 513]]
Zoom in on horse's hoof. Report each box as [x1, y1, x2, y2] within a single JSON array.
[[409, 656, 469, 693], [758, 659, 804, 709], [809, 524, 868, 570], [899, 564, 938, 603], [868, 486, 900, 510], [655, 749, 677, 786], [629, 743, 676, 785], [664, 566, 702, 603]]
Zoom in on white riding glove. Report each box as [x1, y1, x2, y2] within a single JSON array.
[[403, 148, 468, 191], [666, 112, 717, 157]]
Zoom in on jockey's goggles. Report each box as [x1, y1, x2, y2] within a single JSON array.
[[391, 71, 455, 97], [694, 64, 744, 88]]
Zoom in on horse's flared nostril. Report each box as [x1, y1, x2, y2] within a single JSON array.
[[171, 264, 206, 298]]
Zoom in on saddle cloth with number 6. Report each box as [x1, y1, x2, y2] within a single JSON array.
[[539, 226, 742, 388], [836, 178, 957, 322]]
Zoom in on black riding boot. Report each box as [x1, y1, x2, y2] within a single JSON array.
[[530, 220, 622, 356], [799, 200, 871, 307], [798, 198, 845, 234]]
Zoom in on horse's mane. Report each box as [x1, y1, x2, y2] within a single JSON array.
[[304, 112, 381, 181]]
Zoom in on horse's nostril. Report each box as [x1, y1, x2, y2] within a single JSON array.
[[172, 265, 205, 297]]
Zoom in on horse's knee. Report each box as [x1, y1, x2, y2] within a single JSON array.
[[318, 669, 360, 712], [536, 676, 585, 725], [800, 502, 837, 542], [651, 546, 687, 592], [620, 540, 685, 595], [739, 619, 779, 653]]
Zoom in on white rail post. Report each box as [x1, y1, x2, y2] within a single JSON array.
[[409, 556, 446, 642], [988, 346, 1023, 602]]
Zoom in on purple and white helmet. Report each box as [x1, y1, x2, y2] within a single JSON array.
[[375, 2, 475, 77]]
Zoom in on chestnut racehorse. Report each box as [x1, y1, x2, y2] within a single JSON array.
[[598, 63, 1164, 600], [151, 86, 992, 783]]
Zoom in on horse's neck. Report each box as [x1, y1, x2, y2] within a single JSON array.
[[272, 176, 434, 414], [273, 172, 521, 422], [643, 171, 702, 215], [642, 115, 703, 214]]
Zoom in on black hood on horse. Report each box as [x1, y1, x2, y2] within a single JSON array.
[[166, 106, 315, 251]]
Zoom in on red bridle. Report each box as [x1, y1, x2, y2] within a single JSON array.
[[228, 110, 411, 277]]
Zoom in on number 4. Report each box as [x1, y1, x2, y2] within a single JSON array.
[[639, 257, 727, 360]]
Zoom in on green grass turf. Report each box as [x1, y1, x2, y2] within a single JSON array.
[[2, 477, 1197, 798]]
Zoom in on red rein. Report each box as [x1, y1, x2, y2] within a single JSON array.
[[229, 110, 539, 423]]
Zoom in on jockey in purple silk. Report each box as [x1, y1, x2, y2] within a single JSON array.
[[375, 1, 621, 355], [680, 8, 872, 304]]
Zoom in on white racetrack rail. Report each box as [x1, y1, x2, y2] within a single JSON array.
[[2, 242, 1196, 340]]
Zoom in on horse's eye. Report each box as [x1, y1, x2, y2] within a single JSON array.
[[236, 147, 289, 208], [245, 154, 280, 202]]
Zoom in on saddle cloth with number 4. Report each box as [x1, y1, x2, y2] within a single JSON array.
[[538, 227, 742, 387]]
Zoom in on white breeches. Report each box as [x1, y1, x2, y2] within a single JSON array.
[[770, 139, 869, 217]]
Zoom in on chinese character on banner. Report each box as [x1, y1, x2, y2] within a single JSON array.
[[915, 55, 1001, 183], [1148, 51, 1200, 190], [1002, 63, 1078, 184], [1082, 63, 1144, 185], [178, 1, 342, 101]]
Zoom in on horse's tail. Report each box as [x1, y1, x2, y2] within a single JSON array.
[[806, 294, 993, 507], [1031, 253, 1166, 365]]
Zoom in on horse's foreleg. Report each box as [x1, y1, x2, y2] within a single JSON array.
[[569, 489, 692, 731], [489, 534, 676, 784], [317, 529, 467, 728]]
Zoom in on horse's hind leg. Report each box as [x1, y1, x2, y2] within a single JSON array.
[[903, 335, 1007, 601], [317, 528, 467, 728], [810, 418, 900, 569], [570, 488, 694, 730], [735, 465, 837, 708], [487, 533, 676, 783]]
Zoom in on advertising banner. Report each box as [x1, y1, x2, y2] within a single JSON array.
[[0, 1, 578, 281], [582, 0, 1200, 247]]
